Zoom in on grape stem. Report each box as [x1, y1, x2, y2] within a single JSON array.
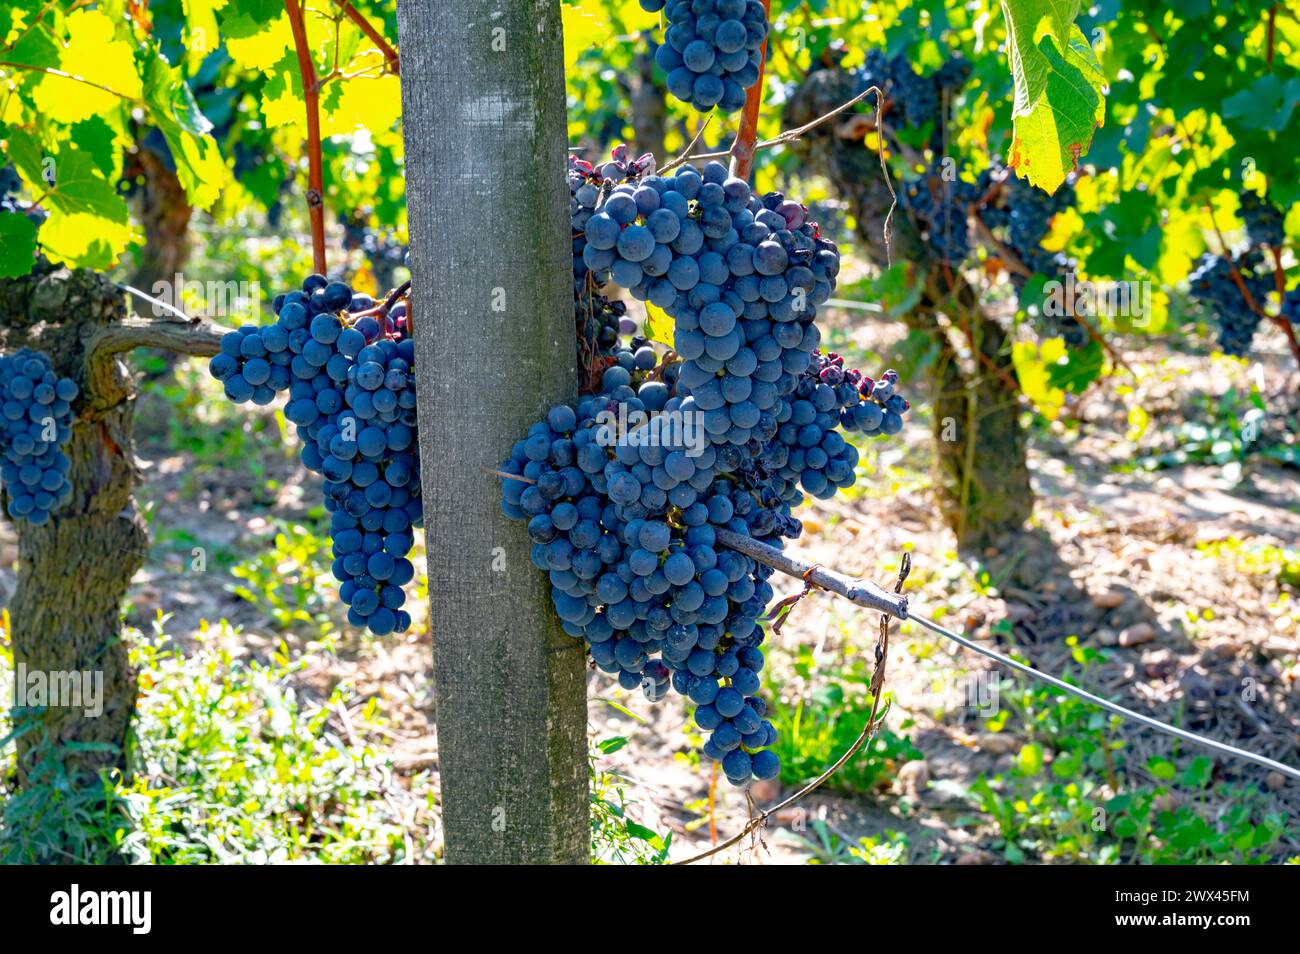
[[330, 0, 400, 75], [673, 554, 908, 865], [656, 116, 714, 175], [381, 279, 413, 314], [285, 0, 328, 275], [669, 86, 877, 174], [1267, 4, 1277, 68], [727, 0, 771, 181], [1267, 247, 1300, 368]]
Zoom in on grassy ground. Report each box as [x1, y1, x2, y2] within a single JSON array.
[[1, 313, 1296, 864]]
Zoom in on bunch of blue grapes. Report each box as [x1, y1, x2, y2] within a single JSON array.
[[499, 352, 910, 786], [900, 160, 980, 264], [495, 148, 911, 788], [769, 353, 909, 502], [641, 0, 768, 113], [1187, 252, 1271, 356], [1239, 190, 1285, 250], [499, 376, 783, 786], [854, 51, 970, 135], [209, 275, 420, 635], [583, 159, 837, 473], [0, 349, 78, 525], [570, 150, 652, 364]]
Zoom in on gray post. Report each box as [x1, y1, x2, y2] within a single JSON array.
[[397, 0, 588, 863]]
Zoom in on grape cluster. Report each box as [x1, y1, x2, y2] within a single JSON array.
[[1187, 252, 1270, 357], [499, 148, 911, 787], [900, 159, 980, 264], [570, 148, 655, 365], [769, 354, 908, 501], [641, 0, 768, 113], [0, 349, 77, 525], [1239, 190, 1285, 250], [209, 276, 420, 635], [854, 51, 971, 136], [583, 159, 837, 471]]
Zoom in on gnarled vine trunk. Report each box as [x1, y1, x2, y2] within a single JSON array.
[[0, 264, 225, 805], [785, 68, 1031, 548], [128, 143, 193, 295], [1, 266, 143, 788]]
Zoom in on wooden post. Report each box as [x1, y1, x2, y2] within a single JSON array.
[[396, 0, 588, 863]]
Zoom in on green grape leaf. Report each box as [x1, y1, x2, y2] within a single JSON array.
[[68, 117, 120, 181], [1221, 74, 1300, 133], [140, 46, 226, 210], [2, 13, 60, 73], [1046, 338, 1103, 393], [38, 146, 130, 223], [7, 133, 133, 269], [0, 212, 39, 278], [1001, 0, 1106, 194]]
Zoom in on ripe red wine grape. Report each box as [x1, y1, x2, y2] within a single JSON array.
[[640, 0, 769, 114], [0, 348, 77, 526], [498, 147, 913, 786], [210, 276, 420, 636]]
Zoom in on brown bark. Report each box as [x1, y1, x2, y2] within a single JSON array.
[[129, 146, 193, 295]]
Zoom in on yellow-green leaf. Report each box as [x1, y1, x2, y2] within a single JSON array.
[[1001, 0, 1106, 194], [322, 75, 403, 136], [643, 302, 674, 348], [39, 210, 133, 270], [32, 9, 143, 123], [1011, 338, 1066, 419], [223, 11, 293, 72]]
